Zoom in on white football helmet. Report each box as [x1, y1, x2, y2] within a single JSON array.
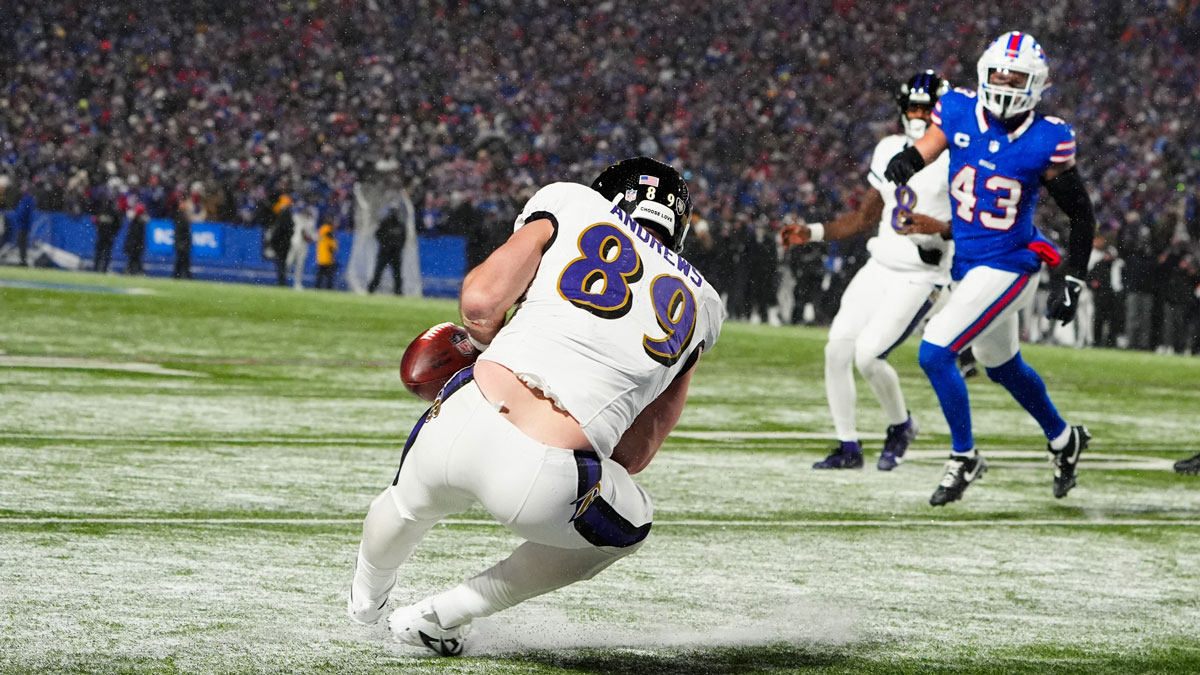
[[976, 31, 1049, 118]]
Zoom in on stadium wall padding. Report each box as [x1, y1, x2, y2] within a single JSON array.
[[13, 211, 465, 296]]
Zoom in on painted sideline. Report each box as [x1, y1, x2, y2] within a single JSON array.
[[2, 517, 1198, 527]]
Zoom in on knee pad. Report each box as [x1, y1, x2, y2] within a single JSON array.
[[918, 341, 956, 375]]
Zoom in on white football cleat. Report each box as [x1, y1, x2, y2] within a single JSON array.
[[388, 600, 471, 656]]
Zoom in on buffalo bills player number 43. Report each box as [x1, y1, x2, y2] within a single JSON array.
[[883, 32, 1097, 506]]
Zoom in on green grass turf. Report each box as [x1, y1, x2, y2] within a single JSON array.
[[1, 267, 1198, 673]]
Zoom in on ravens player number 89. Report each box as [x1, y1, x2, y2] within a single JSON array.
[[347, 156, 725, 655]]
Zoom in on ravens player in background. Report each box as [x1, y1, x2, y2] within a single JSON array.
[[784, 71, 953, 471], [885, 32, 1095, 506], [347, 157, 725, 655]]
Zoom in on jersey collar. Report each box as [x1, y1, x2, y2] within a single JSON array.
[[974, 101, 1036, 142]]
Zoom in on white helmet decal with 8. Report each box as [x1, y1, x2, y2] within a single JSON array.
[[977, 31, 1049, 119]]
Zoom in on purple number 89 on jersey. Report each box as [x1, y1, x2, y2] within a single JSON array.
[[558, 223, 697, 366]]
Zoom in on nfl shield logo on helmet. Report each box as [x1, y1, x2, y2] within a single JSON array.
[[624, 188, 638, 202]]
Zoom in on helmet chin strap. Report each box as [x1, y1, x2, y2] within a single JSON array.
[[904, 118, 928, 141]]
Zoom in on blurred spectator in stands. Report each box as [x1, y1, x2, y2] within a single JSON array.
[[450, 196, 488, 271], [685, 212, 717, 285], [723, 215, 755, 321], [1086, 234, 1121, 348], [745, 217, 780, 325], [91, 188, 122, 274], [8, 181, 36, 267], [124, 204, 148, 275], [0, 0, 1194, 335], [171, 195, 192, 280], [1120, 218, 1157, 350], [315, 223, 338, 290], [289, 198, 318, 290], [252, 191, 276, 260], [368, 203, 407, 295], [786, 228, 826, 325], [268, 194, 294, 286], [1157, 239, 1198, 355]]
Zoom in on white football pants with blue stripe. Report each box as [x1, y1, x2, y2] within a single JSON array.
[[352, 375, 652, 629], [825, 258, 940, 442], [919, 265, 1067, 454], [922, 265, 1037, 364]]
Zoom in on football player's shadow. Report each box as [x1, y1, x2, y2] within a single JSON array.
[[509, 644, 848, 674]]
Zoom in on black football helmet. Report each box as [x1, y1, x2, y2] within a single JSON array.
[[591, 156, 692, 253], [896, 70, 950, 140]]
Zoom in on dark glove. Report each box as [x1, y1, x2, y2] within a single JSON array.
[[1045, 275, 1084, 325], [884, 145, 926, 185]]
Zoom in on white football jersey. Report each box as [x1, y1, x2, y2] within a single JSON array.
[[866, 134, 953, 282], [480, 182, 725, 458]]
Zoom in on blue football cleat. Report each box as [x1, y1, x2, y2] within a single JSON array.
[[813, 441, 864, 469], [878, 415, 918, 471]]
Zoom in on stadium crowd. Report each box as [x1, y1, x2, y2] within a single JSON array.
[[2, 1, 1200, 350]]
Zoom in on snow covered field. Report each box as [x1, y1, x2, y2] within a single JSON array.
[[2, 268, 1198, 674]]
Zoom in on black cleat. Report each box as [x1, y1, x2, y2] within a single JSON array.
[[1173, 452, 1200, 475], [930, 453, 987, 506], [1050, 425, 1089, 498]]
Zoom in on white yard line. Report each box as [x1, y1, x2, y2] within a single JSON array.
[[0, 355, 206, 377], [674, 431, 888, 440], [3, 517, 1199, 527]]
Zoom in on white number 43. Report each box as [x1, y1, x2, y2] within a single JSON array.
[[950, 165, 1022, 231]]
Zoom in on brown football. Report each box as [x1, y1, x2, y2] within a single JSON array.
[[399, 322, 480, 401]]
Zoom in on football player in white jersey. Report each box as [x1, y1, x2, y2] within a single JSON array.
[[347, 157, 725, 655], [783, 71, 953, 471]]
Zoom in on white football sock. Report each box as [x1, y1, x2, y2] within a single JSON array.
[[857, 354, 908, 427], [1049, 426, 1072, 451], [352, 488, 438, 604], [432, 541, 636, 628], [825, 338, 859, 442]]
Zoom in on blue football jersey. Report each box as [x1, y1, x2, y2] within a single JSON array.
[[932, 88, 1076, 279]]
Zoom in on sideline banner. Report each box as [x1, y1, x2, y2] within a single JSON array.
[[21, 211, 464, 294]]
